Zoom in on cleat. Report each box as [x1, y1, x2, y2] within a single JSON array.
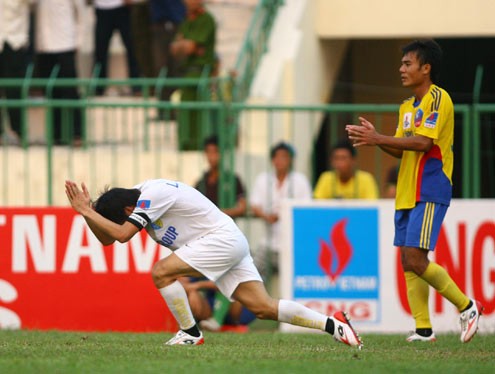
[[165, 330, 205, 346], [460, 299, 484, 343], [332, 311, 363, 349], [406, 332, 437, 342]]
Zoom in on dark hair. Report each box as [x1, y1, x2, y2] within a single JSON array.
[[203, 135, 219, 149], [270, 141, 296, 159], [401, 39, 443, 83], [331, 139, 356, 158], [93, 187, 141, 224]]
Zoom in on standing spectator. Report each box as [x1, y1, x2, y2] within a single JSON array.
[[150, 0, 185, 78], [250, 142, 312, 287], [0, 0, 31, 145], [193, 134, 247, 331], [149, 0, 185, 119], [92, 0, 141, 95], [130, 0, 154, 79], [313, 139, 379, 200], [35, 0, 85, 146], [170, 0, 216, 150]]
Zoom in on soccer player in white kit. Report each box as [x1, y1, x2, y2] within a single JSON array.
[[65, 179, 363, 348]]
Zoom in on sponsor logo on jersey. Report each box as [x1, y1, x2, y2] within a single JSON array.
[[159, 226, 179, 247], [424, 112, 439, 128], [403, 112, 412, 130], [151, 219, 163, 230], [414, 109, 423, 127], [136, 199, 151, 209]]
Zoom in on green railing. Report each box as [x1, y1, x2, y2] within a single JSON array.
[[233, 0, 284, 101], [1, 97, 492, 207]]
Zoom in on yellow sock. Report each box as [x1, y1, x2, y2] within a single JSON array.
[[405, 271, 432, 329], [420, 262, 470, 311]]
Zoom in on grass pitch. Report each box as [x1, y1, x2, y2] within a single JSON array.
[[0, 330, 494, 373]]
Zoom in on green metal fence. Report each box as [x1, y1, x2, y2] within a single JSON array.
[[233, 0, 284, 102], [1, 96, 491, 207]]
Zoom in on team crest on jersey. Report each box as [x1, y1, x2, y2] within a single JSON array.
[[414, 109, 423, 127], [151, 219, 163, 230], [424, 112, 439, 128], [403, 112, 412, 130], [136, 199, 151, 209]]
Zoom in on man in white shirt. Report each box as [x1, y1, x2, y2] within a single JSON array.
[[65, 178, 362, 348], [35, 0, 85, 145], [0, 0, 31, 143], [250, 142, 312, 282]]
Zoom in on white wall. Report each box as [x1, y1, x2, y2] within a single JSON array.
[[245, 0, 348, 178]]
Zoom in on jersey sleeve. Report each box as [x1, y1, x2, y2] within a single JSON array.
[[127, 184, 177, 230], [415, 88, 449, 140]]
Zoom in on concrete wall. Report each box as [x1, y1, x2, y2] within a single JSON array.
[[246, 0, 349, 178], [317, 0, 495, 38]]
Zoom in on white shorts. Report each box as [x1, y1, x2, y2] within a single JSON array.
[[174, 224, 263, 300]]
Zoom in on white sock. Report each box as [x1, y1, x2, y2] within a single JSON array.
[[277, 299, 328, 331], [158, 281, 196, 330]]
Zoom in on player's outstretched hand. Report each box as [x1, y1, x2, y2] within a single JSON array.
[[65, 180, 92, 214], [345, 116, 380, 147]]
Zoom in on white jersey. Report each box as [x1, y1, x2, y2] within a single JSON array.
[[127, 179, 234, 250]]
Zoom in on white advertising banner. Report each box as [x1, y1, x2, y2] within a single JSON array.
[[279, 199, 495, 334]]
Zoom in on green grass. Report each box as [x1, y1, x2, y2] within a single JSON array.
[[0, 330, 494, 373]]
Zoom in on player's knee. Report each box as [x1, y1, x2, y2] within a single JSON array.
[[151, 261, 172, 287], [249, 299, 277, 320], [401, 255, 427, 275]]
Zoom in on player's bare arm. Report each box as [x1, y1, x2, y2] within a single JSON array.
[[346, 116, 433, 157], [65, 180, 139, 245]]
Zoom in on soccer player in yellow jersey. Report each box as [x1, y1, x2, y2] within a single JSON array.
[[346, 39, 483, 343]]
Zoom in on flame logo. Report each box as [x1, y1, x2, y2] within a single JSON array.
[[318, 218, 353, 282]]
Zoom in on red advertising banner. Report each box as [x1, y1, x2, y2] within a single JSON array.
[[0, 208, 177, 332]]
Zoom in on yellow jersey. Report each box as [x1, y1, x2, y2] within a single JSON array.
[[313, 170, 379, 200], [395, 84, 454, 209]]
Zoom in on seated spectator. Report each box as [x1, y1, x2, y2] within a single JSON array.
[[195, 135, 246, 218], [250, 142, 312, 287], [180, 277, 255, 333], [314, 139, 379, 199]]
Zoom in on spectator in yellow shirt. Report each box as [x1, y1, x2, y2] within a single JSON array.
[[314, 139, 379, 199]]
